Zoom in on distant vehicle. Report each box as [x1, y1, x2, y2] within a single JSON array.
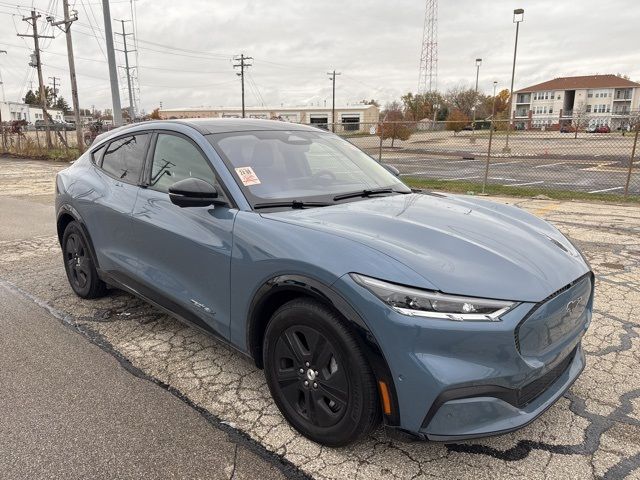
[[586, 125, 598, 133], [595, 125, 610, 133], [34, 119, 75, 131]]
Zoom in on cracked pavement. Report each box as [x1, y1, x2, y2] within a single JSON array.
[[1, 157, 639, 479]]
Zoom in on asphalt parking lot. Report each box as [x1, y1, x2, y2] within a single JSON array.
[[350, 131, 640, 195], [1, 156, 639, 479]]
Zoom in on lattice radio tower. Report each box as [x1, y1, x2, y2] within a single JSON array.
[[418, 0, 438, 93]]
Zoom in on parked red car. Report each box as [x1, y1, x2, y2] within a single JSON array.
[[595, 125, 610, 133]]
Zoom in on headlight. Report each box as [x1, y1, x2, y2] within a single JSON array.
[[351, 274, 516, 321]]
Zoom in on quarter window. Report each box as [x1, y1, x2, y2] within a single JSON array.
[[101, 133, 149, 183], [149, 134, 214, 193]]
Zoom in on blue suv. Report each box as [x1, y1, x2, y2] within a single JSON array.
[[56, 119, 593, 446]]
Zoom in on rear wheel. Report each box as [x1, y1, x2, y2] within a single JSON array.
[[62, 221, 107, 299], [263, 298, 380, 446]]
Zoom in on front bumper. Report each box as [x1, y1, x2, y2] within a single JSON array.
[[423, 344, 585, 441], [334, 273, 592, 438]]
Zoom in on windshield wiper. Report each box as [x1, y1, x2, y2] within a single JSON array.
[[254, 200, 333, 210], [333, 187, 407, 201]]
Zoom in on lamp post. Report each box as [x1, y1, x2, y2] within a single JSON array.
[[0, 49, 6, 102], [482, 81, 499, 195], [432, 103, 440, 129], [503, 8, 524, 153], [491, 81, 498, 118], [471, 57, 482, 143], [0, 50, 6, 151]]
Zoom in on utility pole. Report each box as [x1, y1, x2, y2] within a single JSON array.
[[101, 0, 123, 126], [326, 70, 341, 132], [18, 10, 54, 148], [233, 54, 252, 118], [48, 76, 60, 103], [48, 0, 84, 152], [0, 50, 6, 151], [0, 49, 7, 102], [115, 19, 135, 121]]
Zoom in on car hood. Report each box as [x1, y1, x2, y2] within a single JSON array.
[[262, 193, 590, 302]]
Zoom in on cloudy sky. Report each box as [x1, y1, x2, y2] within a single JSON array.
[[1, 0, 638, 114]]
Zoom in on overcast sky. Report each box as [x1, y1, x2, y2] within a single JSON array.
[[1, 0, 639, 113]]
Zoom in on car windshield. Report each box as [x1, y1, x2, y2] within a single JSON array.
[[208, 129, 409, 207]]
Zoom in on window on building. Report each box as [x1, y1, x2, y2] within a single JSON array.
[[586, 105, 592, 113], [549, 107, 553, 114], [341, 115, 360, 131]]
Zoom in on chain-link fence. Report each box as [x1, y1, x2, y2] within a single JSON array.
[[322, 120, 640, 199], [0, 121, 84, 161], [2, 118, 638, 198]]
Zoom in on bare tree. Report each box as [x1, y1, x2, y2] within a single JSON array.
[[571, 102, 591, 139]]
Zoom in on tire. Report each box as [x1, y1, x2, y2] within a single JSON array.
[[263, 298, 380, 446], [62, 221, 107, 299]]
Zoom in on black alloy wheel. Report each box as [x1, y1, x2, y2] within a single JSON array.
[[62, 221, 107, 299], [263, 298, 380, 446], [274, 324, 349, 428]]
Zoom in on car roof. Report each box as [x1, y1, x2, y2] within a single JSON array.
[[168, 118, 324, 135], [91, 118, 326, 147]]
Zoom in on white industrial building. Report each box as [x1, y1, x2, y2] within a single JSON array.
[[158, 105, 380, 132], [0, 101, 64, 124]]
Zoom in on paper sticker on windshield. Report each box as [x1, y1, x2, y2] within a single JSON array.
[[235, 166, 261, 186]]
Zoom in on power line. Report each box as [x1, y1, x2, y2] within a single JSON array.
[[79, 0, 106, 59]]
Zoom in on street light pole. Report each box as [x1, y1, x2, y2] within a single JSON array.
[[0, 50, 6, 151], [491, 81, 498, 118], [504, 8, 524, 153], [0, 50, 7, 103], [432, 103, 439, 129], [471, 58, 482, 143]]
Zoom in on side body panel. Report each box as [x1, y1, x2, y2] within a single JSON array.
[[227, 210, 431, 351], [130, 188, 236, 338], [56, 153, 139, 273]]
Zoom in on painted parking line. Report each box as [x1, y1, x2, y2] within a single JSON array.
[[442, 175, 481, 181], [506, 181, 545, 187], [533, 162, 566, 169], [491, 161, 521, 166], [588, 186, 624, 194]]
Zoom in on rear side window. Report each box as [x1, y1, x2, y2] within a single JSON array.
[[149, 134, 214, 193], [101, 133, 150, 183], [91, 144, 106, 165]]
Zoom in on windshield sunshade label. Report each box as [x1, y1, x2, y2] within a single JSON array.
[[235, 166, 261, 186]]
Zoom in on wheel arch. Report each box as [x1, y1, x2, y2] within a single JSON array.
[[56, 204, 101, 271], [246, 274, 401, 425]]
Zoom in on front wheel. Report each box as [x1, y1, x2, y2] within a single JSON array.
[[263, 298, 380, 446], [62, 221, 107, 299]]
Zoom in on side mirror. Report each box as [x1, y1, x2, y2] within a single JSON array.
[[168, 178, 223, 208], [381, 164, 400, 177]]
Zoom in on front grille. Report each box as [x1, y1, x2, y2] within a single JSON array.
[[514, 347, 576, 407], [514, 272, 593, 353]]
